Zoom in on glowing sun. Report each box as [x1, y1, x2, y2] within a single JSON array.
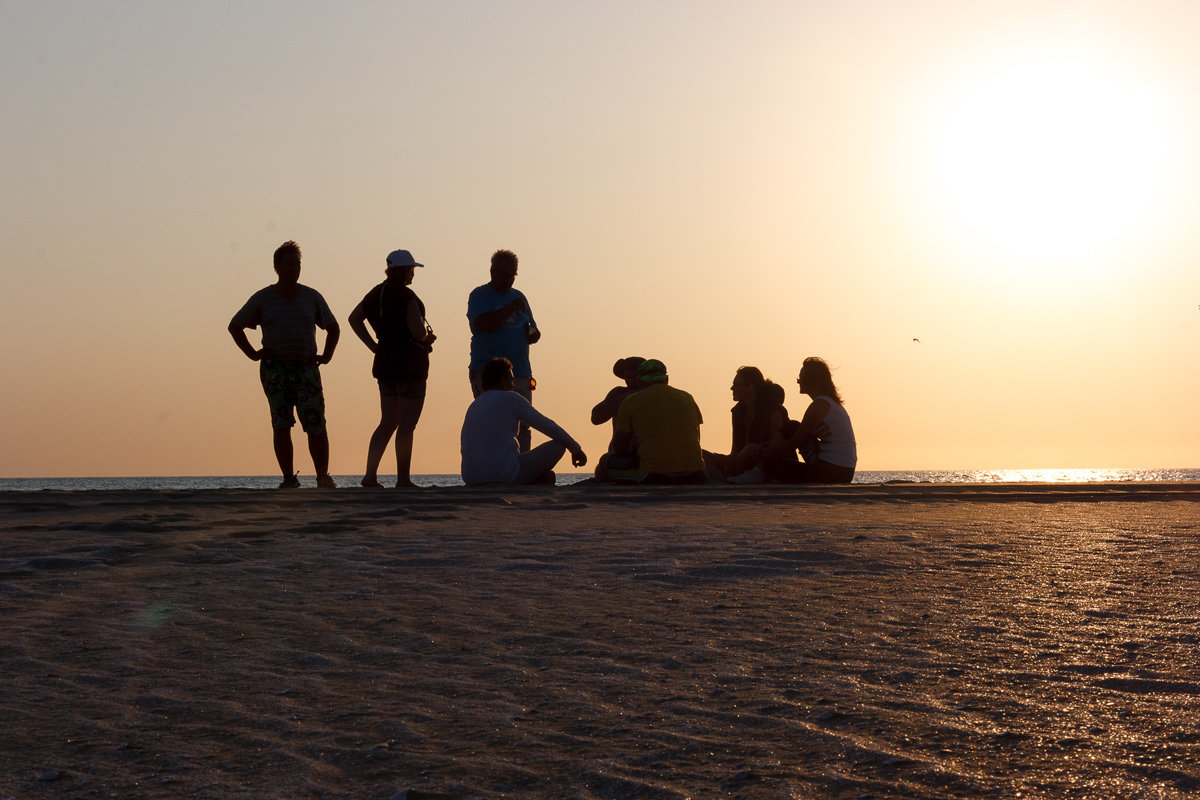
[[913, 36, 1180, 279]]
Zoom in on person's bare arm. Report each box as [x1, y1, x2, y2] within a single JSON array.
[[611, 428, 634, 457], [316, 321, 339, 365], [348, 302, 377, 353], [767, 407, 785, 439], [228, 322, 263, 361], [591, 386, 629, 425], [471, 297, 527, 333], [406, 299, 435, 346], [762, 400, 829, 459]]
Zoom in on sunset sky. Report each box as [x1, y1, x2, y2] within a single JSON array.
[[4, 0, 1200, 478]]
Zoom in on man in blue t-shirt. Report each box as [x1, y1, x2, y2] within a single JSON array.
[[467, 249, 540, 452]]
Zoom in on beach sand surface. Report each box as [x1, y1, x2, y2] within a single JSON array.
[[1, 483, 1198, 799]]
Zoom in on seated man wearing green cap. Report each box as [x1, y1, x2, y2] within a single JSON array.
[[596, 359, 707, 484]]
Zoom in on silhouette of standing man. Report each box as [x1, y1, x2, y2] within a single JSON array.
[[229, 240, 340, 488], [467, 249, 539, 452]]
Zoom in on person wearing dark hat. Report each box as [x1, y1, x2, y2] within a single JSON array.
[[229, 240, 340, 489], [590, 356, 645, 428], [467, 249, 539, 452], [348, 249, 436, 488], [597, 359, 707, 485]]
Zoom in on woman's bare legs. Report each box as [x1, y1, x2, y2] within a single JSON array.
[[392, 396, 425, 487], [362, 395, 400, 487]]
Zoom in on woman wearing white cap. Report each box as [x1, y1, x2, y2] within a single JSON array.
[[349, 249, 436, 488]]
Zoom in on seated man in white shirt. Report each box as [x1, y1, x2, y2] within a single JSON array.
[[460, 357, 587, 485]]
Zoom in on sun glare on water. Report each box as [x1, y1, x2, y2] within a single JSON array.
[[908, 34, 1182, 283]]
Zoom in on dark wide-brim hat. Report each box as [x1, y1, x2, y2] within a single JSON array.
[[613, 356, 645, 378]]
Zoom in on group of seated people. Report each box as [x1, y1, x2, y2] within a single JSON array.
[[459, 354, 857, 487]]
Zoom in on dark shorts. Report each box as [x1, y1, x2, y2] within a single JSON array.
[[601, 457, 707, 485], [765, 459, 855, 484], [259, 359, 327, 435], [378, 378, 427, 400], [643, 470, 708, 485]]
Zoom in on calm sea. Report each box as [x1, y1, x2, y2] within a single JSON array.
[[1, 469, 1197, 492]]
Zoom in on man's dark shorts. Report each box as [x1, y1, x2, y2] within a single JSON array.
[[259, 359, 327, 435], [378, 378, 427, 400]]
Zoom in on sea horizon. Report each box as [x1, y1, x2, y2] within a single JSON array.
[[2, 467, 1198, 492]]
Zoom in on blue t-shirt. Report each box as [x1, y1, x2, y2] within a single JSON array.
[[467, 284, 536, 376]]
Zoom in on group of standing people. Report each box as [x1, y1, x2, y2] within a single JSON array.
[[228, 241, 856, 488], [228, 242, 576, 488]]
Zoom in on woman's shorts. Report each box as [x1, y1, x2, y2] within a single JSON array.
[[378, 378, 427, 400]]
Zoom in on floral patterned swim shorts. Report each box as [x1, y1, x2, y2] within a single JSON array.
[[259, 359, 327, 435]]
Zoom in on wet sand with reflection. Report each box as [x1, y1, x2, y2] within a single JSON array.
[[1, 484, 1198, 798]]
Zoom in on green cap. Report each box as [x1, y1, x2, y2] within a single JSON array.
[[637, 359, 668, 384]]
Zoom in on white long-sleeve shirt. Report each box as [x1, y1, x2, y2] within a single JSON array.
[[460, 390, 580, 484]]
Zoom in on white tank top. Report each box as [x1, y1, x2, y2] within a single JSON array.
[[814, 395, 857, 468]]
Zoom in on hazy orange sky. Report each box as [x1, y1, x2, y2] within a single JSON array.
[[4, 0, 1200, 478]]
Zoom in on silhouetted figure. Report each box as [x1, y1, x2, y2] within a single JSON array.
[[467, 249, 539, 452], [703, 366, 794, 479], [460, 357, 586, 486], [591, 356, 645, 428], [596, 359, 706, 485], [348, 249, 436, 488], [729, 357, 857, 484], [228, 240, 340, 488]]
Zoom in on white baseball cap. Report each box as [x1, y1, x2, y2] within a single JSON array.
[[386, 249, 424, 268]]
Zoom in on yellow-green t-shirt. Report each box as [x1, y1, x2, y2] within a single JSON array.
[[615, 383, 704, 474]]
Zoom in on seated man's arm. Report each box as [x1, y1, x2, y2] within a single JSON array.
[[591, 386, 628, 425], [516, 399, 586, 465]]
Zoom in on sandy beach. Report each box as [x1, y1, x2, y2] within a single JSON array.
[[1, 483, 1198, 799]]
